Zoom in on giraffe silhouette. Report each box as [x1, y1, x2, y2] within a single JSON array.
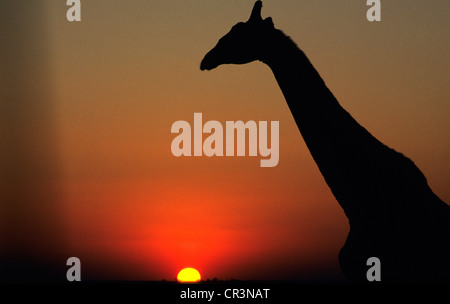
[[201, 1, 450, 282]]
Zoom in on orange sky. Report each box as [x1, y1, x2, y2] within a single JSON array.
[[1, 1, 449, 282]]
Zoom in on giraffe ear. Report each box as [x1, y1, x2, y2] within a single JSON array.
[[264, 17, 274, 28], [248, 1, 263, 23]]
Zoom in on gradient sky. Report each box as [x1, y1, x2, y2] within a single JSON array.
[[2, 1, 448, 281]]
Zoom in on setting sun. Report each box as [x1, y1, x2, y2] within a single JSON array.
[[177, 268, 201, 283]]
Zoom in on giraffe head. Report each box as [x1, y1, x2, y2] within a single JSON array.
[[200, 1, 275, 71]]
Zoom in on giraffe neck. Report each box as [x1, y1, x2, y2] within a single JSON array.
[[260, 29, 386, 217]]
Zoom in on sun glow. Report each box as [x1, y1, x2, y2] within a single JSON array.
[[177, 267, 201, 283]]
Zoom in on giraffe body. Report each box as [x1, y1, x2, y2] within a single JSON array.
[[201, 1, 450, 282]]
